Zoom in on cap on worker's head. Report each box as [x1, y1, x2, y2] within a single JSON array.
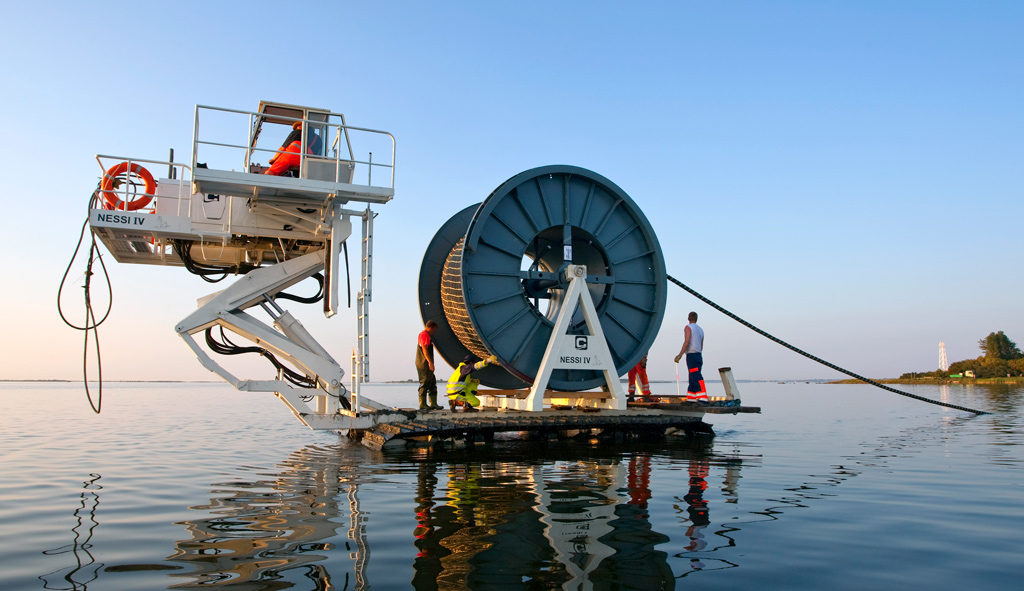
[[463, 354, 478, 365], [292, 121, 303, 130]]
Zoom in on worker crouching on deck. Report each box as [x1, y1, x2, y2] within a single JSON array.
[[447, 355, 497, 412]]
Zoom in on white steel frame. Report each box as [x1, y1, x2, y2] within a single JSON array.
[[480, 265, 629, 411]]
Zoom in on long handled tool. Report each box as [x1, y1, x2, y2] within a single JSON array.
[[675, 362, 681, 397]]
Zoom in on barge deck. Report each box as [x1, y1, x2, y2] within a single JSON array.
[[353, 401, 761, 450]]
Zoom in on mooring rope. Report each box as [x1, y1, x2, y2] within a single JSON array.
[[666, 274, 988, 415]]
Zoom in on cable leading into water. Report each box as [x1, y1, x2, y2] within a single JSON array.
[[58, 193, 112, 413], [666, 274, 988, 415]]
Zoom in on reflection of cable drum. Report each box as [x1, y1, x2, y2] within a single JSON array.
[[419, 165, 666, 391]]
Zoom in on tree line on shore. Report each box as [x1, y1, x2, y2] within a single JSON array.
[[901, 331, 1024, 379]]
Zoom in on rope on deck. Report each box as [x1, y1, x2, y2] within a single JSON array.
[[667, 274, 988, 415]]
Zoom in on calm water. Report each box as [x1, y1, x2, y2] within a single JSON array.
[[1, 381, 1021, 590]]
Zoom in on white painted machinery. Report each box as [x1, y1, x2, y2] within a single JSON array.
[[89, 101, 398, 428], [86, 102, 735, 436]]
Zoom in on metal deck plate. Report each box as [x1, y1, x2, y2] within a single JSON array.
[[193, 168, 393, 204]]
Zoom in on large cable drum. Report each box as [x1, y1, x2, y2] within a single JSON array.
[[419, 165, 666, 391]]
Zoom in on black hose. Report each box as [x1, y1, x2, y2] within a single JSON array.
[[276, 273, 324, 304], [57, 191, 112, 413], [203, 327, 351, 410], [172, 239, 258, 283], [205, 326, 315, 388], [666, 274, 988, 415]]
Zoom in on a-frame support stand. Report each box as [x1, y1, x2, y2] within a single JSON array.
[[486, 265, 628, 411]]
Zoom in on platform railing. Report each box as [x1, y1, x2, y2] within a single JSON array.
[[191, 104, 396, 189], [94, 155, 194, 217]]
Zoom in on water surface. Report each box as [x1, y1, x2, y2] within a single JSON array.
[[1, 381, 1020, 589]]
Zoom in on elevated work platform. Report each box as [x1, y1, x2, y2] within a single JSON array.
[[86, 100, 397, 426], [192, 168, 393, 204]]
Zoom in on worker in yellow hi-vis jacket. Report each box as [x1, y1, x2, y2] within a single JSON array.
[[446, 355, 497, 412]]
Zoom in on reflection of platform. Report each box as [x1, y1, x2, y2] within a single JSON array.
[[166, 444, 370, 589], [193, 168, 393, 204]]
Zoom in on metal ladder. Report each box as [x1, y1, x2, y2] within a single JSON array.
[[355, 207, 374, 388]]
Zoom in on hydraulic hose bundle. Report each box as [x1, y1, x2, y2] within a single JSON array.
[[172, 239, 259, 283]]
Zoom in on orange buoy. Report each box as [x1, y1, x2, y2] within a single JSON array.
[[100, 162, 156, 211]]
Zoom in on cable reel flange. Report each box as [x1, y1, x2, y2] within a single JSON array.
[[419, 204, 527, 389], [420, 165, 667, 391]]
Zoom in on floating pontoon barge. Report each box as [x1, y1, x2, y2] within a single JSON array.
[[87, 100, 758, 448]]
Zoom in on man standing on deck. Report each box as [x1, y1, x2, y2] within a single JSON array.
[[416, 320, 443, 411], [674, 312, 707, 401]]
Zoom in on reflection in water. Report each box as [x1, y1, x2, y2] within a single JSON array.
[[168, 433, 948, 589], [407, 443, 736, 590], [47, 436, 924, 589], [588, 454, 674, 590], [671, 458, 743, 577], [167, 445, 372, 589], [973, 385, 1023, 461], [39, 474, 104, 590], [166, 440, 760, 589], [681, 461, 710, 572]]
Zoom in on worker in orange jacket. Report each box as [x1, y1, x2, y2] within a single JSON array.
[[265, 121, 307, 176]]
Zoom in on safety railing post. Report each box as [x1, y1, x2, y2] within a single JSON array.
[[335, 123, 341, 183], [192, 105, 199, 175], [390, 136, 396, 188], [245, 112, 253, 170]]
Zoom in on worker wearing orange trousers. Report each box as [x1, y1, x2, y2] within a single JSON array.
[[675, 311, 707, 401], [628, 354, 651, 398]]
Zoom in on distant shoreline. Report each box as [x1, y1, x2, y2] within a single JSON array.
[[828, 377, 1024, 385]]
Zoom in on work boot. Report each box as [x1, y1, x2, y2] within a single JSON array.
[[448, 399, 457, 412], [428, 393, 443, 411], [462, 405, 478, 413], [418, 392, 428, 411]]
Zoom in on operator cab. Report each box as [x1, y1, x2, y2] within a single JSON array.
[[247, 101, 339, 178]]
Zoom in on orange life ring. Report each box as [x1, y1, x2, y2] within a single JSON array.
[[100, 162, 156, 211]]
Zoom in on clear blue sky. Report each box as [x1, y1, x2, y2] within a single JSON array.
[[2, 1, 1021, 384]]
